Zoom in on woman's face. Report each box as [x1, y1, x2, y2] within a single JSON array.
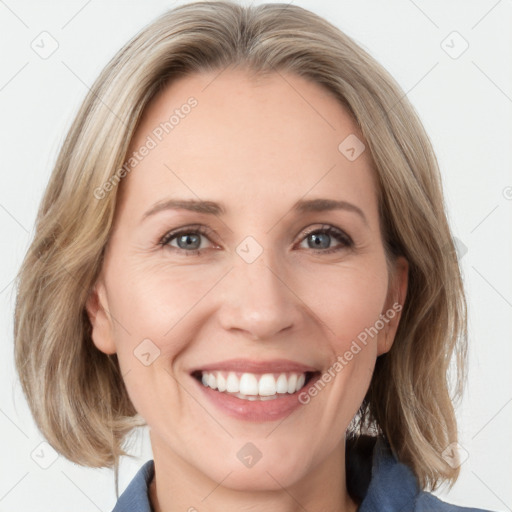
[[87, 68, 407, 490]]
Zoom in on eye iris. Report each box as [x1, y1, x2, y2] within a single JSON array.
[[309, 232, 330, 249], [178, 233, 201, 250]]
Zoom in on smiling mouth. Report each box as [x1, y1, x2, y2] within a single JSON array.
[[191, 370, 319, 401]]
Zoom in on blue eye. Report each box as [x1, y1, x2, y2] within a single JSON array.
[[159, 225, 214, 256], [159, 224, 353, 256], [299, 225, 354, 254]]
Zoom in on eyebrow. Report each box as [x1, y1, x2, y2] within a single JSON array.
[[142, 197, 368, 225]]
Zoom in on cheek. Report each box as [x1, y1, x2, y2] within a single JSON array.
[[104, 265, 222, 411], [299, 258, 389, 345], [298, 259, 387, 406], [108, 263, 217, 346]]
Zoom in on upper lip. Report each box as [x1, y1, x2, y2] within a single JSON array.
[[190, 358, 320, 374]]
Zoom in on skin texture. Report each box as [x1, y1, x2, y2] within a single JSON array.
[[86, 67, 408, 512]]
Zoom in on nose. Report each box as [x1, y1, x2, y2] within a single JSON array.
[[217, 248, 302, 341]]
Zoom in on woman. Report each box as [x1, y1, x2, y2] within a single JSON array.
[[13, 2, 494, 511]]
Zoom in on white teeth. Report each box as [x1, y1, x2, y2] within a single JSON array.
[[226, 372, 239, 393], [287, 374, 298, 394], [239, 373, 259, 395], [217, 372, 227, 392], [276, 373, 289, 393], [258, 373, 277, 396], [296, 373, 306, 390], [199, 370, 309, 398]]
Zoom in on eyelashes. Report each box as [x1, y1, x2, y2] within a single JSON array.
[[301, 225, 354, 253], [158, 223, 354, 257], [159, 225, 215, 256]]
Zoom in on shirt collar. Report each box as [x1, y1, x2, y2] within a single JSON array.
[[112, 458, 155, 512]]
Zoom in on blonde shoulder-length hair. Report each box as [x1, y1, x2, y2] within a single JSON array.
[[14, 0, 467, 494]]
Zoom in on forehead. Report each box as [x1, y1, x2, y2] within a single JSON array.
[[119, 68, 377, 221]]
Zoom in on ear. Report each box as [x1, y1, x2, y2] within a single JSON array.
[[85, 277, 117, 355], [377, 256, 408, 356]]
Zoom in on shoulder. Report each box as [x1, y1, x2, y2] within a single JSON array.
[[111, 460, 154, 512], [415, 491, 492, 512], [349, 435, 494, 512]]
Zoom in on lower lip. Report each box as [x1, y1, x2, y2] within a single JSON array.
[[192, 374, 319, 422]]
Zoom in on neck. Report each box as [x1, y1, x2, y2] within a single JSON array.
[[148, 432, 359, 512]]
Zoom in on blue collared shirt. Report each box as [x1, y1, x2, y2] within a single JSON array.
[[112, 437, 493, 511]]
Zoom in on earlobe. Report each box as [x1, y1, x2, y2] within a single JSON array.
[[85, 279, 117, 355], [377, 256, 409, 356]]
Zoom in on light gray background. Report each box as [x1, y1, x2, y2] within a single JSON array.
[[1, 1, 511, 511]]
